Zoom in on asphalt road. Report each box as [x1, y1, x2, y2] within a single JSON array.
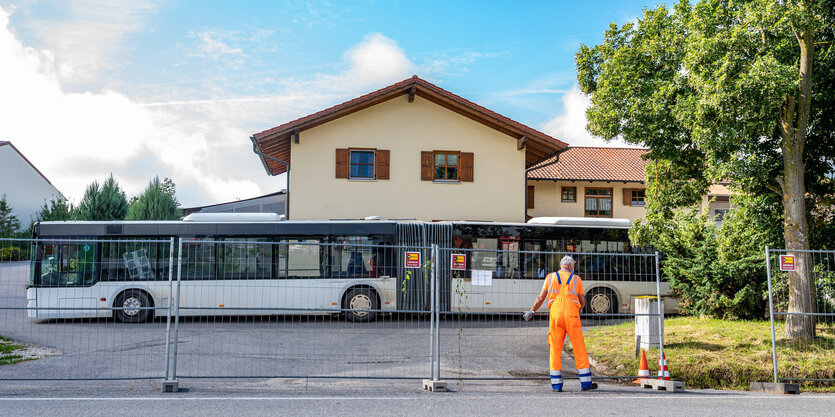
[[1, 379, 834, 417]]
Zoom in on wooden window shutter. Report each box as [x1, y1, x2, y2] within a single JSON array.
[[623, 188, 633, 206], [460, 152, 474, 182], [527, 185, 535, 209], [421, 151, 433, 181], [335, 148, 348, 178], [375, 149, 390, 180]]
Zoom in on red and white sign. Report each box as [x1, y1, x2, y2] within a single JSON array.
[[405, 252, 421, 268], [451, 254, 466, 271], [780, 255, 796, 271]]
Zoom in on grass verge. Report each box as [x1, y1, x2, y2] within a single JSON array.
[[0, 336, 29, 366], [582, 316, 835, 391]]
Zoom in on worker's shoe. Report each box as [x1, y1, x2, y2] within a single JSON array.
[[580, 382, 598, 391], [550, 370, 562, 392]]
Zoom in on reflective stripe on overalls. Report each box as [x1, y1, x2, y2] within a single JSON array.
[[546, 270, 592, 388]]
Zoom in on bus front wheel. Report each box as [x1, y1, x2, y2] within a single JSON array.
[[584, 288, 617, 315], [344, 288, 379, 322], [114, 290, 153, 323]]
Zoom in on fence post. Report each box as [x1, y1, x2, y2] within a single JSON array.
[[765, 246, 778, 384], [423, 244, 447, 392], [163, 237, 184, 393], [654, 251, 665, 370], [428, 246, 436, 381], [163, 237, 175, 387], [433, 244, 441, 382]]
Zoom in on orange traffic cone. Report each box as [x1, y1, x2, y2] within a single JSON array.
[[657, 352, 671, 381], [633, 350, 650, 383]]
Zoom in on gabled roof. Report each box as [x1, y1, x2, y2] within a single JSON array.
[[251, 76, 568, 175], [527, 146, 648, 183], [0, 141, 58, 188]]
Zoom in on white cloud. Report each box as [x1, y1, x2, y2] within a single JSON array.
[[192, 31, 244, 59], [0, 7, 266, 206], [541, 86, 638, 148], [0, 7, 417, 207], [20, 0, 159, 85]]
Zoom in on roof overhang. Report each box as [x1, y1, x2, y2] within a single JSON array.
[[251, 76, 568, 175]]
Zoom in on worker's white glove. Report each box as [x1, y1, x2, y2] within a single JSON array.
[[523, 310, 535, 321]]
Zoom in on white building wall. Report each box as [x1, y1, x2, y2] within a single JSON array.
[[0, 144, 63, 225]]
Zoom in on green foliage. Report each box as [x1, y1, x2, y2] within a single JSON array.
[[0, 246, 21, 261], [126, 176, 182, 221], [633, 194, 779, 319], [0, 195, 21, 238], [36, 197, 74, 222], [75, 175, 128, 221], [576, 0, 835, 239]]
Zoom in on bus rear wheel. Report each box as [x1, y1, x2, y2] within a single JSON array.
[[584, 288, 617, 315], [344, 288, 379, 322], [114, 290, 152, 323]]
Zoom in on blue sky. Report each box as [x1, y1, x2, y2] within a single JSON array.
[[0, 0, 656, 207]]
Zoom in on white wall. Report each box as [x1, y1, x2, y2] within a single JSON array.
[[0, 144, 63, 225]]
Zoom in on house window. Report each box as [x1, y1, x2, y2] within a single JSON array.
[[561, 187, 576, 202], [631, 189, 646, 206], [434, 151, 459, 180], [584, 187, 613, 217], [714, 209, 729, 224], [349, 150, 375, 179]]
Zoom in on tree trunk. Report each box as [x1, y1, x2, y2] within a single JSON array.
[[781, 30, 816, 340]]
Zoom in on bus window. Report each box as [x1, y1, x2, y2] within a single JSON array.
[[330, 236, 373, 278], [218, 238, 271, 280], [285, 239, 321, 278], [470, 238, 498, 272], [52, 243, 96, 286], [38, 244, 59, 286], [182, 238, 216, 280], [101, 240, 162, 281]]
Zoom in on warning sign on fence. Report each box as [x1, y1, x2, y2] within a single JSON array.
[[780, 255, 796, 271], [451, 254, 466, 270], [405, 252, 421, 268]]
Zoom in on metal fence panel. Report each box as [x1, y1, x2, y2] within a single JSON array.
[[435, 247, 666, 383], [766, 247, 835, 383], [168, 239, 434, 380], [0, 238, 174, 380]]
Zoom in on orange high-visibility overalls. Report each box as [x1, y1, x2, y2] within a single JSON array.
[[544, 270, 592, 388]]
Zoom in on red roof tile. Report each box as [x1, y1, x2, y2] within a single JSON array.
[[527, 146, 648, 182]]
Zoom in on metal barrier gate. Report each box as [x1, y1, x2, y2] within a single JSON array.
[[765, 247, 835, 384], [435, 247, 666, 384], [0, 238, 175, 381], [1, 237, 668, 390]]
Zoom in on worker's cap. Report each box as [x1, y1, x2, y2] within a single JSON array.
[[559, 256, 576, 267]]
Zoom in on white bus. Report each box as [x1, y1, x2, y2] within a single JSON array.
[[26, 216, 675, 322]]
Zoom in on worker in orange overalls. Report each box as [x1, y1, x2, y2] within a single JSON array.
[[524, 255, 597, 391]]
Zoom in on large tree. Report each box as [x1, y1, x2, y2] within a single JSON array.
[[75, 175, 129, 221], [126, 176, 181, 220], [576, 0, 834, 338]]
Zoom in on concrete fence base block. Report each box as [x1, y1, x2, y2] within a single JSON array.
[[640, 379, 685, 392], [162, 379, 179, 393], [422, 379, 448, 392], [750, 382, 800, 395]]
